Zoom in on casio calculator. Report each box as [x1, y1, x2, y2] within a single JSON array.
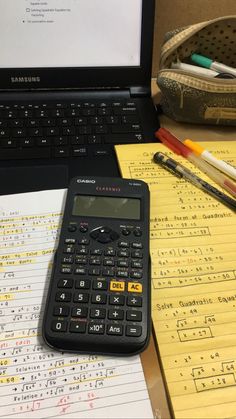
[[43, 176, 151, 355]]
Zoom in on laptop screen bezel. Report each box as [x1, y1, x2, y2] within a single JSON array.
[[0, 0, 155, 91]]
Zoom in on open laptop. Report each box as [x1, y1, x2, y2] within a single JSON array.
[[0, 0, 158, 195]]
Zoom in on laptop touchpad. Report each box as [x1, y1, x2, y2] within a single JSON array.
[[1, 165, 69, 195]]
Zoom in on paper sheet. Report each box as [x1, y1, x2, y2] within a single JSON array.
[[115, 141, 236, 418], [0, 189, 153, 419]]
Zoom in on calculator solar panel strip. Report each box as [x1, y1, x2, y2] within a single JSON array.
[[0, 0, 158, 195]]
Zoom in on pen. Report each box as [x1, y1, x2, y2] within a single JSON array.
[[155, 128, 236, 198], [153, 152, 236, 212], [171, 62, 219, 77], [191, 53, 236, 77], [182, 138, 236, 181]]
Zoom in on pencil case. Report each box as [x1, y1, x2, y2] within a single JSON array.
[[157, 15, 236, 126]]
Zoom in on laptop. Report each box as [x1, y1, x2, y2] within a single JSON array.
[[0, 0, 158, 195]]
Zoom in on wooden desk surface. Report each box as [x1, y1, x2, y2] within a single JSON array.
[[141, 334, 172, 418], [141, 81, 236, 419]]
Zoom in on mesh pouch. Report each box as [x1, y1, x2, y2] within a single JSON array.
[[157, 16, 236, 126]]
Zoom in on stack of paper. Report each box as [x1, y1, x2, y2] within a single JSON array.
[[115, 141, 236, 418], [0, 190, 153, 419]]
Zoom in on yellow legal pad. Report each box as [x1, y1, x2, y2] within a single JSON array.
[[115, 141, 236, 419]]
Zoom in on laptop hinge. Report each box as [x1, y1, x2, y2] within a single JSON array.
[[130, 86, 151, 98]]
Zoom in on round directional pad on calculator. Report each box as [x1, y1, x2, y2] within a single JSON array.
[[89, 226, 120, 243]]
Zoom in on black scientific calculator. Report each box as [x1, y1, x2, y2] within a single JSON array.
[[43, 176, 151, 356]]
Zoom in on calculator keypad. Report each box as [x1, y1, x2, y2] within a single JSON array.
[[51, 227, 145, 340]]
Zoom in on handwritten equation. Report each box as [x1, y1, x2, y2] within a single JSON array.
[[0, 190, 153, 418], [115, 142, 236, 418]]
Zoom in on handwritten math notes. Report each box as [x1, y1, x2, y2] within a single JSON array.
[[115, 141, 236, 418], [0, 190, 153, 419]]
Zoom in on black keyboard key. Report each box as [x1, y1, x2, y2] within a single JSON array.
[[104, 133, 144, 144], [54, 137, 68, 146], [75, 279, 90, 289], [108, 309, 124, 320], [122, 115, 140, 124], [78, 126, 92, 135], [106, 116, 119, 124], [70, 136, 85, 145], [54, 147, 70, 158], [70, 321, 86, 333], [42, 118, 56, 127], [37, 138, 51, 147], [1, 139, 17, 148], [97, 108, 111, 116], [12, 128, 26, 137], [107, 324, 123, 336], [51, 109, 65, 117], [73, 292, 89, 303], [58, 118, 72, 126], [75, 117, 87, 125], [92, 279, 108, 291], [55, 291, 72, 302], [0, 128, 9, 137], [113, 107, 137, 115], [53, 306, 70, 316], [19, 110, 33, 118], [62, 255, 74, 264], [127, 296, 142, 307], [126, 325, 142, 337], [111, 124, 141, 134], [51, 320, 68, 332], [28, 128, 43, 136], [82, 108, 96, 116], [9, 119, 24, 128], [91, 293, 107, 304], [109, 295, 125, 306], [93, 149, 110, 156], [21, 138, 35, 147], [126, 311, 142, 322], [46, 127, 60, 136], [71, 306, 88, 318], [95, 125, 108, 134], [88, 135, 102, 144], [57, 278, 73, 288], [90, 117, 103, 125], [90, 307, 106, 319], [62, 127, 75, 136], [88, 322, 105, 334]]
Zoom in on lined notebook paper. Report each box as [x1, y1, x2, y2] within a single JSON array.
[[115, 141, 236, 418], [0, 189, 153, 418]]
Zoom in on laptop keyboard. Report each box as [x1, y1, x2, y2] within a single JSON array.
[[0, 100, 143, 160]]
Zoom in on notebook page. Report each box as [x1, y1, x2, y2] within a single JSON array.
[[0, 189, 153, 419], [115, 141, 236, 418]]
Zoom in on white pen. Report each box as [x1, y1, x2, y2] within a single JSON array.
[[171, 61, 219, 77], [183, 139, 236, 182]]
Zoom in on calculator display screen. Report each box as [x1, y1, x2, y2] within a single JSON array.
[[72, 195, 141, 220]]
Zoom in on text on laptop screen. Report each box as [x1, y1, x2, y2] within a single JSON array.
[[0, 0, 142, 69]]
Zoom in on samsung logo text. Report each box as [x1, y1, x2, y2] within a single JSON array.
[[11, 76, 41, 83]]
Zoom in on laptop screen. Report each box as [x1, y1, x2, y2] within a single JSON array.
[[0, 0, 142, 69], [0, 0, 155, 90]]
